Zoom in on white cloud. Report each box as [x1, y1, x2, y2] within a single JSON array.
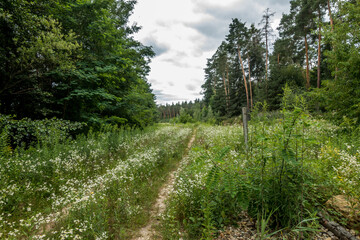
[[130, 0, 290, 105]]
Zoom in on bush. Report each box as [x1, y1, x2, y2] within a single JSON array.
[[105, 116, 128, 127], [0, 115, 85, 149], [178, 108, 194, 124]]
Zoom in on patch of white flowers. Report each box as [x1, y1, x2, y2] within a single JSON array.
[[320, 146, 360, 195], [0, 125, 192, 239]]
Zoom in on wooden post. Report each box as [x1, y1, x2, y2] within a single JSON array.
[[242, 107, 249, 149]]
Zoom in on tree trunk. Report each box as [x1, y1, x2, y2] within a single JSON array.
[[226, 64, 230, 107], [237, 45, 250, 109], [327, 0, 334, 31], [305, 34, 310, 90], [62, 102, 68, 119], [327, 0, 338, 79], [317, 212, 358, 240], [277, 54, 280, 65], [265, 30, 269, 82], [248, 55, 253, 110], [222, 72, 229, 110], [317, 8, 322, 88]]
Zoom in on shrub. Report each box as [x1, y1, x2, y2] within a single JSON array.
[[178, 108, 194, 124], [0, 115, 85, 149]]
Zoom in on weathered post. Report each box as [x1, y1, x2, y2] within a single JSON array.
[[242, 107, 249, 149]]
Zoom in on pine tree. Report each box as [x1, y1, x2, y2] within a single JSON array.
[[260, 8, 275, 82], [227, 19, 250, 109]]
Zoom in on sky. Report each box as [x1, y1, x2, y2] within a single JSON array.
[[129, 0, 291, 105]]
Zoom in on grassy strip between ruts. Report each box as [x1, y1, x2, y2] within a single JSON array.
[[0, 124, 194, 239], [161, 124, 244, 239]]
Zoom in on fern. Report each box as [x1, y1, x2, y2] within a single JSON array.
[[214, 146, 230, 163], [206, 165, 220, 191]]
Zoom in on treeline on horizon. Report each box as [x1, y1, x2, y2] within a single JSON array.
[[0, 0, 157, 129], [158, 99, 217, 124], [159, 0, 360, 125]]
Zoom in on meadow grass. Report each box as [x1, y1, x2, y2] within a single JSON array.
[[0, 124, 193, 239], [1, 114, 359, 240]]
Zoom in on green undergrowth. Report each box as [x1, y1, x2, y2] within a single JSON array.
[[0, 115, 85, 151], [161, 88, 360, 239], [0, 124, 194, 239], [161, 124, 246, 239]]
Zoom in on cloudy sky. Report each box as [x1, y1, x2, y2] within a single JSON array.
[[129, 0, 290, 105]]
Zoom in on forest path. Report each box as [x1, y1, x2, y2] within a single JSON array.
[[132, 129, 197, 240]]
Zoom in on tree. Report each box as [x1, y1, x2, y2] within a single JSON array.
[[320, 0, 360, 122], [310, 0, 328, 88], [201, 19, 262, 117], [267, 65, 304, 109], [275, 12, 305, 67], [227, 18, 250, 109], [214, 42, 230, 111], [247, 24, 266, 109], [0, 0, 157, 127], [202, 46, 229, 117], [292, 0, 318, 90], [0, 0, 80, 118], [178, 108, 193, 124], [202, 58, 216, 107], [260, 8, 275, 82]]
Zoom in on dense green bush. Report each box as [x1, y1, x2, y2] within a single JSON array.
[[178, 108, 194, 124], [0, 115, 85, 149], [105, 116, 128, 127]]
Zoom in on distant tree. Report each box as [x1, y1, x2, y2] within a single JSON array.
[[292, 0, 318, 90], [259, 8, 275, 82], [310, 0, 328, 88], [247, 24, 266, 109], [202, 59, 216, 107], [178, 108, 193, 124], [226, 19, 250, 109], [206, 106, 215, 122], [267, 65, 304, 109], [201, 106, 208, 121]]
